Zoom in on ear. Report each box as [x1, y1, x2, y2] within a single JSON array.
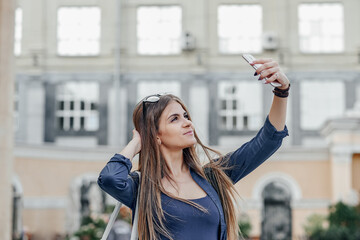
[[156, 136, 162, 145]]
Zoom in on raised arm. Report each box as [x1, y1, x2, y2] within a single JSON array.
[[97, 129, 141, 209], [221, 58, 290, 183], [252, 58, 290, 131]]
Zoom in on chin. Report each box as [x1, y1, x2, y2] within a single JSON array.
[[184, 139, 197, 148]]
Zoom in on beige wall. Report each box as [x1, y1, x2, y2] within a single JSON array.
[[23, 209, 65, 240], [235, 160, 331, 238], [236, 160, 331, 198], [353, 153, 360, 193], [14, 147, 110, 239], [14, 146, 334, 239], [15, 157, 106, 196]]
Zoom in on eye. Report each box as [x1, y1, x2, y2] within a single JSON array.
[[171, 116, 178, 122], [184, 113, 189, 119]]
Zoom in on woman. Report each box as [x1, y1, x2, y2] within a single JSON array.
[[98, 58, 290, 240]]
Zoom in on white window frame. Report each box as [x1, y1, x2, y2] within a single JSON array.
[[218, 4, 263, 54], [56, 82, 99, 132], [218, 81, 262, 130], [14, 82, 19, 132], [300, 80, 345, 130], [57, 6, 101, 56], [14, 8, 22, 56], [298, 3, 344, 53], [137, 5, 182, 55]]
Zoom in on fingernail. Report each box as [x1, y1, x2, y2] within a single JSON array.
[[254, 72, 258, 76], [258, 76, 262, 81]]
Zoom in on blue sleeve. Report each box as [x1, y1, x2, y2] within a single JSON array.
[[224, 116, 289, 184], [97, 154, 139, 210]]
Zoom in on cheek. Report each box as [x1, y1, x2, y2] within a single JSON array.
[[161, 125, 178, 141]]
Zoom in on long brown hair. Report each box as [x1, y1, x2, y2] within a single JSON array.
[[132, 94, 240, 240]]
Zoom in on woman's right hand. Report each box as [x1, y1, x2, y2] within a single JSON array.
[[131, 128, 142, 155], [119, 129, 142, 160]]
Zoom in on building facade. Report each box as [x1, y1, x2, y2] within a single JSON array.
[[11, 0, 360, 239]]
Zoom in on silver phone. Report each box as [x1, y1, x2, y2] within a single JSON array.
[[242, 54, 282, 87]]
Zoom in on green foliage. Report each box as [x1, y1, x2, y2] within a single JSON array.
[[304, 201, 360, 240], [328, 201, 360, 232], [73, 216, 107, 240], [303, 214, 326, 236], [238, 215, 252, 239]]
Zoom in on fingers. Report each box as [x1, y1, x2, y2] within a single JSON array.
[[250, 57, 290, 87], [252, 59, 278, 74], [257, 66, 280, 80], [132, 128, 141, 138], [251, 58, 273, 64], [265, 72, 279, 84]]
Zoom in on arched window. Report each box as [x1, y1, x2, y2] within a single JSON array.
[[261, 182, 292, 240], [66, 174, 108, 234]]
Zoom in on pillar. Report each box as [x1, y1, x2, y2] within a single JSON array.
[[0, 0, 15, 239]]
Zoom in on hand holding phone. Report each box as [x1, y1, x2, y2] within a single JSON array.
[[242, 54, 282, 87]]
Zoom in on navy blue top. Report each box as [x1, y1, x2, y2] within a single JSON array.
[[161, 194, 219, 240], [98, 116, 288, 240]]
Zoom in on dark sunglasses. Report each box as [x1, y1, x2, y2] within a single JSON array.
[[142, 93, 168, 124]]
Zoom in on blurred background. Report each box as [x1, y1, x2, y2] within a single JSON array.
[[1, 0, 360, 239]]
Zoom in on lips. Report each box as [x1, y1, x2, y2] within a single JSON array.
[[184, 130, 193, 135]]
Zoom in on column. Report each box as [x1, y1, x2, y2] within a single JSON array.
[[330, 150, 353, 203], [322, 118, 360, 204], [0, 0, 15, 239]]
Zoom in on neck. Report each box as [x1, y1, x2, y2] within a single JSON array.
[[160, 147, 188, 177]]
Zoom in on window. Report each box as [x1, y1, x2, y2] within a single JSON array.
[[137, 6, 182, 55], [300, 80, 345, 130], [347, 84, 360, 116], [57, 7, 101, 56], [218, 81, 262, 130], [14, 8, 22, 56], [218, 5, 262, 54], [14, 83, 19, 131], [56, 82, 99, 131], [298, 3, 344, 53]]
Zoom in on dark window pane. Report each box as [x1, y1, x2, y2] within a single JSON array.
[[91, 102, 97, 110], [80, 117, 85, 129], [70, 101, 74, 110], [231, 86, 236, 94], [69, 117, 74, 129], [80, 101, 85, 110], [243, 115, 248, 129], [232, 100, 237, 110], [225, 86, 236, 94], [58, 117, 64, 130], [58, 101, 64, 110], [221, 100, 226, 110], [221, 116, 226, 128], [233, 116, 237, 128]]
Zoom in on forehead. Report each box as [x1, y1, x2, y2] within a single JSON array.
[[162, 101, 185, 117]]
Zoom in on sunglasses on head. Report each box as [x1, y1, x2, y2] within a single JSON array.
[[142, 93, 168, 124]]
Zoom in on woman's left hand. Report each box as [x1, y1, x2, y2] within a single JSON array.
[[251, 58, 290, 90]]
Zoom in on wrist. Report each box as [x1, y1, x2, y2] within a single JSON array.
[[273, 84, 290, 98], [120, 141, 139, 160], [129, 138, 141, 154]]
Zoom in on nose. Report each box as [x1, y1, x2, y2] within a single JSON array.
[[182, 117, 193, 128]]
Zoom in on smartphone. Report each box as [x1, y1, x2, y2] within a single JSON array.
[[242, 54, 282, 87]]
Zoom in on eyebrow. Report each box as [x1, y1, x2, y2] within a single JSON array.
[[167, 111, 188, 120]]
